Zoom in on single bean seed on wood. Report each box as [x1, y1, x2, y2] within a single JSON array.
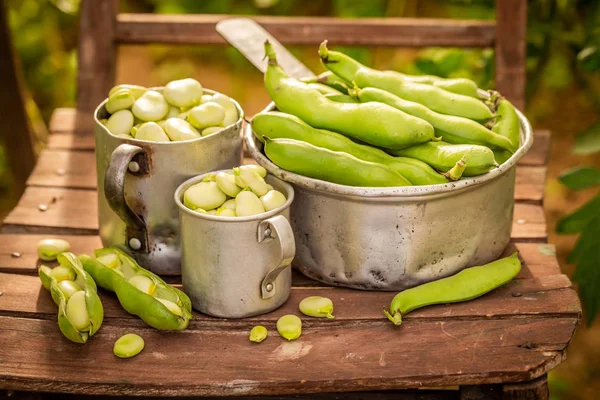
[[277, 315, 302, 341], [114, 334, 145, 359], [299, 296, 334, 319], [249, 326, 268, 343]]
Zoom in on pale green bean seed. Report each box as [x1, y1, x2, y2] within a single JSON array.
[[194, 207, 208, 214], [178, 110, 191, 120], [166, 105, 180, 119], [210, 93, 239, 126], [114, 333, 145, 359], [105, 109, 134, 136], [96, 253, 121, 269], [216, 208, 236, 217], [234, 167, 269, 196], [128, 275, 156, 295], [235, 191, 265, 216], [299, 296, 334, 319], [132, 90, 169, 121], [57, 280, 81, 300], [200, 94, 213, 104], [109, 84, 147, 99], [187, 103, 226, 129], [135, 122, 170, 142], [184, 181, 227, 210], [215, 172, 242, 197], [130, 123, 141, 137], [201, 126, 223, 137], [99, 118, 108, 125], [249, 326, 268, 343], [163, 118, 200, 141], [106, 89, 135, 114], [163, 78, 203, 108], [265, 183, 274, 191], [66, 291, 90, 331], [37, 238, 71, 261], [260, 190, 287, 212], [240, 164, 267, 178], [207, 210, 218, 215], [276, 314, 302, 341], [50, 265, 75, 282], [156, 298, 183, 317], [221, 199, 236, 210]]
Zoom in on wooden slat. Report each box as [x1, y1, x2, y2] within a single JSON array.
[[520, 130, 550, 166], [27, 150, 96, 189], [48, 108, 95, 135], [514, 166, 545, 202], [0, 315, 576, 396], [0, 187, 547, 239], [115, 14, 496, 47]]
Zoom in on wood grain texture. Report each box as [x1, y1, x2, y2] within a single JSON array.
[[77, 0, 118, 112], [27, 150, 96, 189], [515, 166, 545, 202], [0, 315, 576, 396], [48, 108, 95, 135], [519, 130, 550, 166], [495, 0, 527, 110], [116, 14, 496, 47]]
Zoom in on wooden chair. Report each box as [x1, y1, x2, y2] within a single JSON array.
[[0, 1, 576, 399]]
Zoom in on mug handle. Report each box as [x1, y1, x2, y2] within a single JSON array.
[[258, 214, 296, 299], [104, 143, 149, 252]]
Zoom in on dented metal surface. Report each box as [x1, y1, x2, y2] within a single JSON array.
[[245, 102, 534, 291], [94, 89, 244, 275]]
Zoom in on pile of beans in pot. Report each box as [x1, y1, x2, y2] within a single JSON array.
[[100, 78, 239, 142]]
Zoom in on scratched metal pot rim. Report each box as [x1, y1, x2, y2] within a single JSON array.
[[174, 170, 295, 222], [94, 87, 245, 145], [245, 102, 533, 200]]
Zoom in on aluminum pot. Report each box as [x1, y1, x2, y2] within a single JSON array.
[[94, 88, 244, 275], [174, 172, 295, 318], [245, 103, 534, 291]]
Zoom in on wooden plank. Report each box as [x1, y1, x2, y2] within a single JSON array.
[[495, 0, 527, 110], [27, 150, 96, 189], [116, 14, 496, 47], [1, 187, 547, 239], [0, 315, 576, 396], [77, 0, 118, 112], [47, 133, 95, 150], [520, 130, 550, 167], [514, 166, 545, 202], [48, 108, 95, 135], [0, 272, 579, 326]]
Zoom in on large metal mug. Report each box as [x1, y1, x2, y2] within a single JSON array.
[[174, 171, 295, 318], [94, 88, 244, 275]]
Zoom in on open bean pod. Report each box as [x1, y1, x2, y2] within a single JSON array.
[[38, 252, 104, 343], [79, 247, 192, 330]]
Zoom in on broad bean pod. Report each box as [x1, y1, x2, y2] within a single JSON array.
[[384, 253, 521, 326], [351, 86, 514, 152], [39, 252, 104, 343], [252, 112, 447, 185], [319, 41, 493, 120], [301, 71, 351, 94], [390, 141, 498, 177], [264, 137, 411, 187], [263, 40, 434, 150], [490, 94, 520, 153], [80, 247, 192, 330]]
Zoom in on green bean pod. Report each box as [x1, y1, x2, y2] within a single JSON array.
[[253, 112, 446, 185], [264, 40, 434, 150], [390, 141, 498, 177], [79, 248, 192, 330], [306, 82, 343, 96], [490, 94, 520, 153], [323, 93, 359, 103], [384, 253, 521, 326], [301, 71, 351, 94], [38, 253, 104, 343], [400, 74, 479, 98], [351, 86, 514, 152], [319, 41, 493, 120], [264, 137, 411, 187]]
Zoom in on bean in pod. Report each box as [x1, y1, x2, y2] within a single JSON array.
[[264, 40, 434, 150], [39, 252, 104, 343], [390, 141, 498, 177], [299, 296, 334, 319], [37, 238, 71, 261], [319, 41, 493, 121], [80, 247, 192, 330], [265, 137, 411, 187], [253, 112, 445, 185], [350, 86, 514, 152], [277, 314, 302, 341], [384, 253, 521, 326], [301, 71, 351, 94]]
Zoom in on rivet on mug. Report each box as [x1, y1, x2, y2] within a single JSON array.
[[264, 228, 272, 237], [128, 161, 140, 173], [266, 283, 274, 292], [129, 238, 142, 250]]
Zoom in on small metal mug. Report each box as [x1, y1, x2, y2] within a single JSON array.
[[94, 88, 244, 275], [175, 171, 296, 318]]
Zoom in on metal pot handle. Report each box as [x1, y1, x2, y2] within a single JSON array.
[[104, 143, 149, 252], [258, 214, 295, 299]]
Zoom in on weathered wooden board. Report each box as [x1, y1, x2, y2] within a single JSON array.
[[519, 130, 550, 167], [0, 315, 575, 396]]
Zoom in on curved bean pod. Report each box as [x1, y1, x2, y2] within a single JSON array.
[[384, 253, 521, 326], [490, 94, 520, 153], [252, 112, 446, 185], [264, 40, 434, 150], [301, 71, 351, 94], [319, 41, 493, 120]]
